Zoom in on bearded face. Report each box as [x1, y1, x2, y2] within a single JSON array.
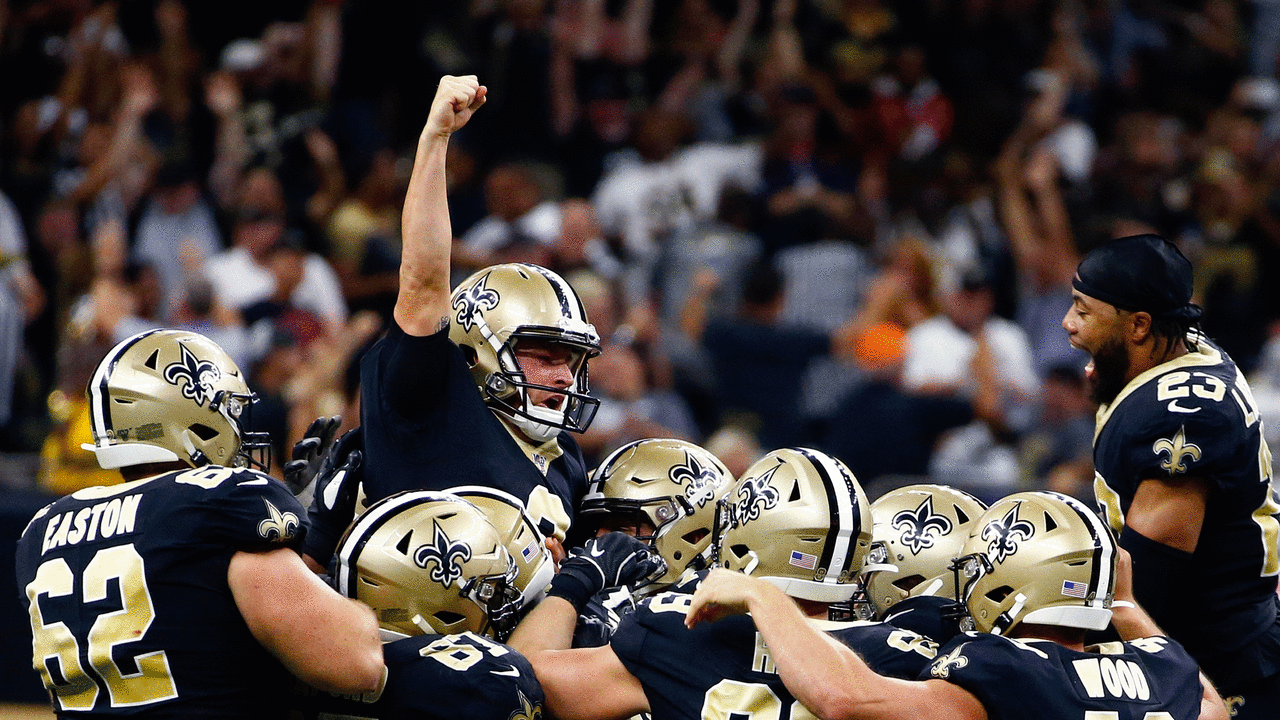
[[1087, 330, 1131, 406]]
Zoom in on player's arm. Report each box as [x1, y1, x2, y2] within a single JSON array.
[[228, 547, 384, 694], [1119, 475, 1208, 622], [394, 75, 487, 337], [530, 644, 649, 720], [1125, 475, 1209, 553], [1196, 674, 1230, 720], [507, 595, 579, 655], [508, 532, 665, 655], [688, 569, 986, 720], [1109, 549, 1229, 720]]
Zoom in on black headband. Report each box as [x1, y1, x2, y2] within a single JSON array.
[[1072, 234, 1203, 322]]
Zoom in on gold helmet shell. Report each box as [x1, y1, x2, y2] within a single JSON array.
[[863, 484, 987, 615], [335, 491, 522, 639], [449, 485, 556, 611], [82, 329, 270, 470], [718, 448, 874, 603], [581, 438, 735, 586], [959, 491, 1117, 635]]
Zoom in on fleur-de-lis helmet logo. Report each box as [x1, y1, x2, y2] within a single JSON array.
[[892, 496, 953, 555], [736, 462, 782, 524], [672, 452, 720, 509], [1153, 426, 1202, 475], [508, 688, 543, 720], [164, 343, 221, 407], [981, 503, 1035, 564], [414, 520, 473, 587], [452, 272, 501, 333], [258, 499, 301, 541]]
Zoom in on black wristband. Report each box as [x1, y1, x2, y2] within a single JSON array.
[[1120, 525, 1194, 629], [547, 570, 598, 613]]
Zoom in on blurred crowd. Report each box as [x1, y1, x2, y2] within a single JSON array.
[[4, 0, 1280, 503]]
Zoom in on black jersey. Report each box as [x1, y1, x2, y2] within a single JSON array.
[[1092, 335, 1280, 682], [359, 322, 589, 541], [293, 631, 544, 720], [15, 466, 305, 717], [610, 588, 937, 720], [926, 633, 1203, 720]]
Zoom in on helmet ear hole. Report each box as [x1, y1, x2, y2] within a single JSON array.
[[894, 575, 925, 592], [681, 529, 708, 545], [986, 585, 1014, 603], [189, 424, 219, 441], [461, 345, 479, 367], [434, 610, 466, 626]]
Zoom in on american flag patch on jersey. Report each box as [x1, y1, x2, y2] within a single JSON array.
[[789, 550, 817, 570], [1061, 579, 1088, 598]]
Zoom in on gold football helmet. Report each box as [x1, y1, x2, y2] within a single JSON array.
[[449, 485, 556, 610], [863, 484, 987, 615], [958, 491, 1117, 635], [717, 448, 876, 603], [82, 329, 270, 470], [335, 491, 523, 639], [448, 263, 602, 442], [580, 438, 735, 587]]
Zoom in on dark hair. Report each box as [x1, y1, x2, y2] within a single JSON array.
[[1150, 314, 1201, 355]]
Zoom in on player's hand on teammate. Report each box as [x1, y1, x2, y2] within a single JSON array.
[[685, 568, 764, 628], [283, 415, 342, 495], [547, 532, 667, 612]]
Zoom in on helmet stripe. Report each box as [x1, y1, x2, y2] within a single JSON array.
[[522, 263, 582, 322], [1048, 491, 1116, 611], [587, 439, 646, 500], [796, 448, 856, 581], [87, 329, 167, 442], [335, 491, 461, 598]]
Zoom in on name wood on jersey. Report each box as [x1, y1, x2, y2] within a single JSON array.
[[41, 494, 143, 554], [1071, 657, 1152, 701]]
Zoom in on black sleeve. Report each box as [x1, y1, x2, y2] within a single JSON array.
[[367, 320, 456, 424]]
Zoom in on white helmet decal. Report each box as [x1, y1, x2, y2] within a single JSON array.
[[164, 343, 222, 408], [735, 462, 782, 524], [891, 496, 953, 556], [415, 520, 474, 587], [452, 272, 501, 333], [982, 503, 1036, 564]]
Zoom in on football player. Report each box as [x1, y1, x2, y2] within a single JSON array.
[[687, 490, 1230, 720], [523, 448, 942, 720], [568, 438, 736, 645], [302, 75, 602, 574], [858, 484, 987, 643], [291, 491, 545, 719], [1063, 233, 1280, 717], [16, 329, 383, 717]]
